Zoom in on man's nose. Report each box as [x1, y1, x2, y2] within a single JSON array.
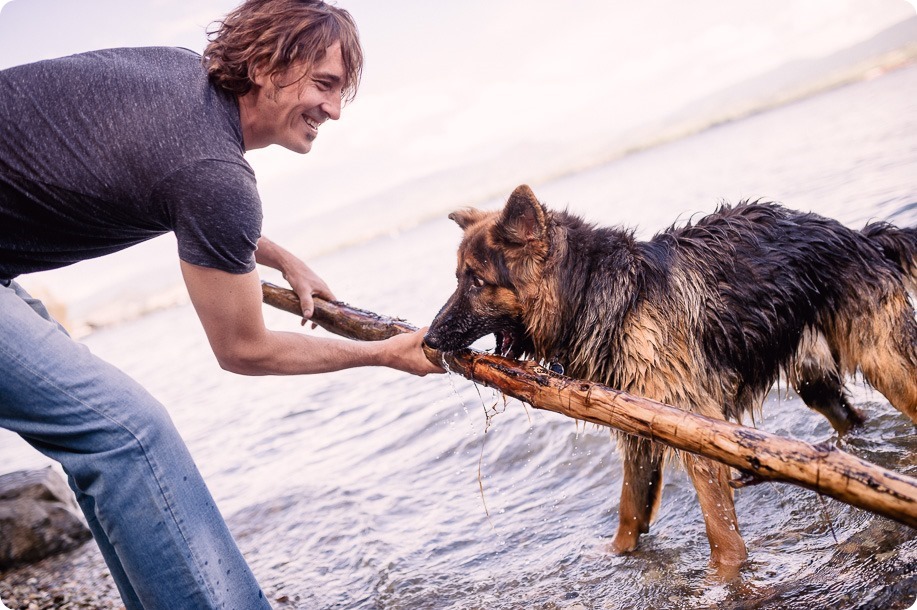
[[323, 92, 342, 121]]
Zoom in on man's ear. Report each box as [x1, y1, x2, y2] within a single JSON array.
[[250, 64, 269, 89], [496, 184, 548, 245], [250, 64, 285, 94], [448, 208, 487, 230]]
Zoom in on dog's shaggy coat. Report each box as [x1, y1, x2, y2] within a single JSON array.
[[425, 185, 917, 572]]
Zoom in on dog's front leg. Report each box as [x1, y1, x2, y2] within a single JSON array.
[[611, 437, 664, 553], [683, 453, 747, 577]]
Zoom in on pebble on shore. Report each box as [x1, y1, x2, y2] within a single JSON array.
[[0, 541, 123, 610], [1, 535, 299, 609]]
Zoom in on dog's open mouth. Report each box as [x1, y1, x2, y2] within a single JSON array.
[[494, 328, 532, 360]]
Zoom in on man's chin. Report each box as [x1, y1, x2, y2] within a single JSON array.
[[279, 140, 313, 154]]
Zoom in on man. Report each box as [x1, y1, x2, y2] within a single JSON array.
[[0, 0, 441, 607]]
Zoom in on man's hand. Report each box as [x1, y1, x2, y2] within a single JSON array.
[[282, 258, 334, 325], [379, 328, 445, 376], [255, 236, 334, 325]]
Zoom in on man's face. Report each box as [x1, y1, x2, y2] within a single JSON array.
[[248, 42, 345, 154]]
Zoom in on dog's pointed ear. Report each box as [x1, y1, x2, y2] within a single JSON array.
[[497, 184, 548, 245], [448, 208, 486, 230]]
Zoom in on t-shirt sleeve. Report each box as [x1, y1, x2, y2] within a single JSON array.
[[151, 159, 263, 274]]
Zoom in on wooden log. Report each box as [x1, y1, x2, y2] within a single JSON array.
[[262, 279, 415, 340], [262, 281, 917, 528]]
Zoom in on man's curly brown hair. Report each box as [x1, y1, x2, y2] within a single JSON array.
[[204, 0, 363, 102]]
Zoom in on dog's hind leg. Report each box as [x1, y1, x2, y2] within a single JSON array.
[[840, 292, 917, 423], [611, 437, 664, 554], [791, 329, 865, 434], [683, 453, 747, 577]]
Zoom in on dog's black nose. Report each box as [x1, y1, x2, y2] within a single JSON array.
[[423, 328, 443, 350]]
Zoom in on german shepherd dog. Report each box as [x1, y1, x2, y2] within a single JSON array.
[[424, 184, 917, 573]]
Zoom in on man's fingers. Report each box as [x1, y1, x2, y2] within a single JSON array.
[[299, 291, 315, 322], [314, 287, 336, 303]]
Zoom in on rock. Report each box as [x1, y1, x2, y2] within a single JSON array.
[[0, 467, 91, 570]]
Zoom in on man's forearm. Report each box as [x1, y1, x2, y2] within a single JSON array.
[[180, 260, 439, 377], [215, 328, 389, 375]]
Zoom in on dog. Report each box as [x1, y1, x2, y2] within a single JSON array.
[[424, 184, 917, 573]]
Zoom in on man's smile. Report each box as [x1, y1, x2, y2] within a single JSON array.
[[303, 115, 321, 135]]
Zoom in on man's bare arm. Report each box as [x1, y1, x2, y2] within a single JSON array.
[[180, 260, 442, 376]]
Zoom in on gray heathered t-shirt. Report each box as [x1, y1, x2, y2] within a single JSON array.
[[0, 46, 262, 279]]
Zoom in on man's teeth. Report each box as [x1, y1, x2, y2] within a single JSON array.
[[304, 117, 319, 130]]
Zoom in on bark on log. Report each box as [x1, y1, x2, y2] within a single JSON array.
[[262, 281, 917, 528]]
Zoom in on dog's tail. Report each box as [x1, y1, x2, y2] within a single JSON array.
[[863, 222, 917, 292]]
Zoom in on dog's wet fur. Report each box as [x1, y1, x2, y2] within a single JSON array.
[[425, 184, 917, 574]]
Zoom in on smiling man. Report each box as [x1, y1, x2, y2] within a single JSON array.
[[237, 47, 345, 154], [0, 1, 441, 608]]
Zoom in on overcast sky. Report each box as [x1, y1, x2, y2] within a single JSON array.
[[2, 0, 914, 203]]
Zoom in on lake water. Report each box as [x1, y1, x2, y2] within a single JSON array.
[[2, 64, 917, 609]]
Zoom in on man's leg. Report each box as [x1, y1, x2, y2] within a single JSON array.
[[0, 281, 270, 610]]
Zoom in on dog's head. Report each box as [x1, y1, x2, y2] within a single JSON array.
[[424, 184, 552, 358]]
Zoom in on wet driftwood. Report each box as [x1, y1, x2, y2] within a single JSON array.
[[262, 281, 917, 528]]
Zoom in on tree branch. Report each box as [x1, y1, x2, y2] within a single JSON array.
[[262, 281, 917, 528]]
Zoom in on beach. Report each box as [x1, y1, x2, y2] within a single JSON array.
[[2, 54, 917, 609]]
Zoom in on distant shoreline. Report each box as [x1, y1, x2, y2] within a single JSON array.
[[18, 45, 917, 339]]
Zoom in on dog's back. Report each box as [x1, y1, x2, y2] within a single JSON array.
[[557, 202, 917, 423]]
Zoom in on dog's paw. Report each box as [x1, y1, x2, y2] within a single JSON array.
[[608, 530, 640, 554]]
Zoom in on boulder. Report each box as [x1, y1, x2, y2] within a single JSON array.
[[0, 467, 92, 570]]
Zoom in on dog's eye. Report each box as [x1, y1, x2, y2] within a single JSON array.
[[472, 274, 486, 288]]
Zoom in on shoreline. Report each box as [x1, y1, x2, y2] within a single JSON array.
[[0, 538, 293, 609]]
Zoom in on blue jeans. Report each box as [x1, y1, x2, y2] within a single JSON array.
[[0, 280, 270, 610]]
